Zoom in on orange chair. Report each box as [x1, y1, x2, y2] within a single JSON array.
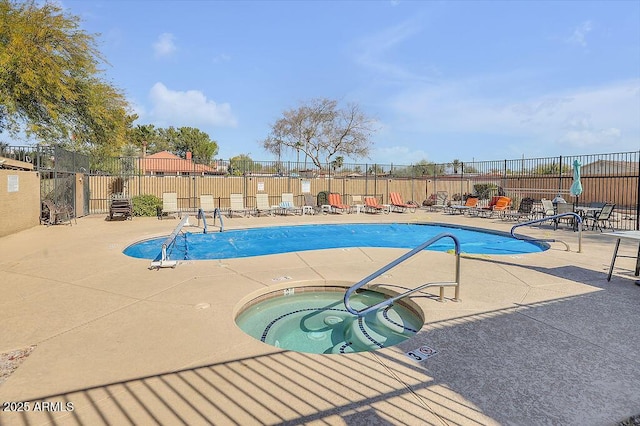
[[364, 197, 386, 214], [480, 196, 511, 218], [328, 193, 350, 213], [478, 196, 500, 215], [389, 192, 417, 213], [447, 196, 479, 215]]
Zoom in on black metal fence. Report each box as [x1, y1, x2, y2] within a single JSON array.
[[0, 144, 89, 218], [2, 145, 638, 230]]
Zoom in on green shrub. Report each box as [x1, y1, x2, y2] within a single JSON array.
[[473, 184, 497, 200], [132, 194, 162, 217]]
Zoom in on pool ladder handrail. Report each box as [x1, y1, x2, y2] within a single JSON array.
[[510, 212, 582, 253], [197, 208, 224, 233], [212, 207, 224, 232], [344, 233, 461, 317], [197, 208, 208, 234], [151, 215, 191, 269]]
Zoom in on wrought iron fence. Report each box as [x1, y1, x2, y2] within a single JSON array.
[[2, 145, 638, 230]]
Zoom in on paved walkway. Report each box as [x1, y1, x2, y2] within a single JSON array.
[[1, 210, 639, 425]]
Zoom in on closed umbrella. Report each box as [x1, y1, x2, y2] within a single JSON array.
[[570, 159, 583, 197]]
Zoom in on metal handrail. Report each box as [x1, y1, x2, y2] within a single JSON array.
[[213, 208, 224, 232], [510, 212, 583, 253], [344, 233, 461, 317], [198, 208, 209, 234], [150, 215, 191, 269]]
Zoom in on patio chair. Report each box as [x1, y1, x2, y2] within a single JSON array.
[[477, 196, 500, 216], [364, 197, 385, 214], [161, 192, 180, 219], [428, 191, 448, 211], [199, 194, 217, 217], [303, 193, 319, 215], [389, 192, 417, 213], [554, 202, 576, 230], [254, 193, 274, 216], [503, 197, 535, 222], [350, 195, 365, 214], [586, 203, 616, 232], [478, 196, 510, 218], [534, 199, 556, 221], [447, 196, 478, 215], [229, 193, 251, 217], [278, 193, 303, 215], [328, 193, 350, 214]]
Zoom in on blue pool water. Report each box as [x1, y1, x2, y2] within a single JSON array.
[[235, 289, 423, 354], [123, 223, 548, 261]]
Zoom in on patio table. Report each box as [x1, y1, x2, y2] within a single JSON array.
[[602, 231, 640, 285]]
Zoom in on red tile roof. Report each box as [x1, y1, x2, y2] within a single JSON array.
[[141, 151, 216, 174]]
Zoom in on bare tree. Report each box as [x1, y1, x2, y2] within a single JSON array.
[[263, 98, 376, 169]]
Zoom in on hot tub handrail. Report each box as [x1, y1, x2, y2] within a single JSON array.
[[510, 212, 582, 253], [344, 232, 461, 317]]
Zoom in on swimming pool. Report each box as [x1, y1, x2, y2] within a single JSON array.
[[124, 223, 548, 260]]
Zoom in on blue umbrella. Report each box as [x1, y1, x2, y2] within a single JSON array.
[[570, 159, 583, 197]]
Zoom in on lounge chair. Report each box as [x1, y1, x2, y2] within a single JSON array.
[[364, 197, 386, 214], [161, 192, 180, 219], [585, 203, 616, 231], [389, 192, 417, 213], [351, 195, 365, 214], [277, 193, 302, 215], [447, 196, 478, 215], [503, 197, 534, 222], [229, 193, 250, 217], [477, 196, 500, 216], [254, 193, 273, 216], [328, 193, 350, 214], [534, 198, 556, 221], [303, 193, 319, 215], [43, 199, 74, 226], [199, 194, 217, 217], [479, 196, 511, 218], [428, 191, 448, 211]]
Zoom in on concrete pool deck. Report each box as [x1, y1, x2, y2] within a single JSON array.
[[0, 209, 639, 425]]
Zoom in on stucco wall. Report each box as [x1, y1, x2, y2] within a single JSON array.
[[0, 170, 40, 237]]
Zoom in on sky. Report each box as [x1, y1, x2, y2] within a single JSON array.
[[59, 0, 640, 165]]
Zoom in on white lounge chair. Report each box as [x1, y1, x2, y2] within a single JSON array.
[[161, 192, 180, 219], [278, 193, 303, 215], [199, 195, 217, 217], [228, 193, 250, 217], [255, 193, 273, 216]]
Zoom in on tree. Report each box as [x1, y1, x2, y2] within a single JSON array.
[[331, 156, 344, 172], [0, 1, 131, 154], [451, 159, 461, 174], [412, 160, 444, 176], [263, 98, 376, 170], [228, 154, 254, 176], [173, 127, 218, 162]]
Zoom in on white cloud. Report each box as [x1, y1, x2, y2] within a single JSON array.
[[148, 82, 238, 128], [566, 20, 593, 47], [386, 77, 640, 156], [153, 33, 177, 58], [212, 53, 231, 64], [353, 20, 427, 82]]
